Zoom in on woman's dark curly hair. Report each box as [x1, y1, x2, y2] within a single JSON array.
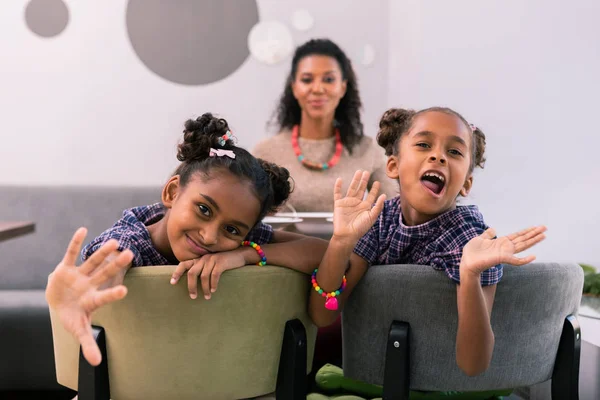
[[271, 38, 363, 154]]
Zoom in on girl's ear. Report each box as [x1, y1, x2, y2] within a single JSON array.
[[386, 155, 399, 180], [459, 175, 473, 197], [162, 176, 181, 209]]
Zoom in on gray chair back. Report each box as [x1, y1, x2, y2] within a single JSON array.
[[342, 263, 583, 391]]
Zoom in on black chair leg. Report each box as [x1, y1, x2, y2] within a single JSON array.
[[551, 314, 580, 400], [383, 320, 410, 400], [276, 318, 307, 400], [78, 325, 110, 400]]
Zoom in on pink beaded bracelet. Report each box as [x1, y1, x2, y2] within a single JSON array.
[[241, 241, 267, 266], [311, 268, 347, 311]]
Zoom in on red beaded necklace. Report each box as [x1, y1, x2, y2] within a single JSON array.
[[291, 125, 343, 171]]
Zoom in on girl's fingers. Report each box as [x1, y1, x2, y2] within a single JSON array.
[[505, 255, 536, 266], [480, 227, 496, 240], [365, 181, 381, 205], [514, 233, 546, 254], [356, 171, 370, 197], [92, 285, 128, 309], [76, 327, 102, 367], [210, 265, 223, 294], [61, 228, 88, 266], [171, 260, 194, 284], [345, 170, 363, 198], [89, 250, 133, 287], [333, 178, 344, 202], [200, 261, 216, 300], [79, 239, 120, 275], [506, 226, 538, 241], [512, 226, 547, 244], [187, 262, 203, 299], [370, 194, 387, 220]]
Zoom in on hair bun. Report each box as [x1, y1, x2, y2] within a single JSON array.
[[472, 127, 487, 169], [258, 159, 292, 212], [177, 112, 232, 163], [377, 108, 415, 156]]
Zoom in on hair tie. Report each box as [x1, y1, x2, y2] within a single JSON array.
[[469, 123, 478, 132], [218, 130, 237, 146], [209, 148, 236, 159]]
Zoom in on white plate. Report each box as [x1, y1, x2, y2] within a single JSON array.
[[263, 217, 304, 224], [275, 212, 333, 221]]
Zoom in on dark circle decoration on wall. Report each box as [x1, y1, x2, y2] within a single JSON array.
[[25, 0, 69, 38], [126, 0, 259, 86]]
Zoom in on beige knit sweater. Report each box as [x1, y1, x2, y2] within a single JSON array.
[[252, 131, 397, 212]]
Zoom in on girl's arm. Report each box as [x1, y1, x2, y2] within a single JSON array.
[[455, 226, 546, 376], [455, 277, 496, 376], [308, 248, 369, 327], [308, 170, 386, 327], [238, 230, 329, 274]]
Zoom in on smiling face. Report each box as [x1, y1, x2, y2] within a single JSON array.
[[162, 169, 261, 262], [386, 111, 474, 226], [291, 54, 347, 122]]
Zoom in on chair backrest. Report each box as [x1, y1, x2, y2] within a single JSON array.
[[342, 263, 583, 391], [50, 265, 317, 400]]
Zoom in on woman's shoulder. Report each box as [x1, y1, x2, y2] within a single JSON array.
[[349, 135, 383, 158], [253, 130, 292, 155]]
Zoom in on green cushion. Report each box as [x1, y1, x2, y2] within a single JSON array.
[[313, 364, 512, 400]]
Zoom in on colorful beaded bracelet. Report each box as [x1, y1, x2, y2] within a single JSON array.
[[311, 268, 347, 311], [241, 240, 267, 266]]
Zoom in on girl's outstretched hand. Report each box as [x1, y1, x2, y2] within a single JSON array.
[[332, 170, 386, 245], [461, 225, 547, 276], [46, 228, 133, 367]]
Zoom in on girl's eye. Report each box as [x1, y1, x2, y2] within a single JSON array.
[[301, 78, 312, 84], [323, 76, 335, 83], [449, 149, 463, 156], [416, 142, 430, 148], [225, 226, 240, 236], [198, 204, 211, 217]]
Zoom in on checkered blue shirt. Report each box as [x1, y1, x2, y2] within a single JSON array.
[[354, 197, 502, 286], [81, 203, 273, 267]]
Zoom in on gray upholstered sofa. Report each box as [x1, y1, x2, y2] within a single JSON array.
[[0, 185, 160, 392]]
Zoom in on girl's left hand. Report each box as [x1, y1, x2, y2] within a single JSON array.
[[461, 225, 547, 277], [169, 251, 246, 300]]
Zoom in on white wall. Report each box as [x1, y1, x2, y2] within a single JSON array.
[[388, 0, 600, 266], [0, 0, 389, 186]]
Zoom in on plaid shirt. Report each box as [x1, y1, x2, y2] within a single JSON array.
[[354, 196, 502, 286], [81, 203, 273, 267]]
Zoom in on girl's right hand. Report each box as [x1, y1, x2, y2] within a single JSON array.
[[46, 228, 133, 367], [332, 170, 386, 245]]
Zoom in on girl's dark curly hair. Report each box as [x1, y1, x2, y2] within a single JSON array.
[[271, 38, 363, 154], [175, 113, 292, 220]]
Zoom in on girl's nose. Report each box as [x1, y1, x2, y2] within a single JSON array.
[[429, 154, 446, 164], [199, 225, 218, 246]]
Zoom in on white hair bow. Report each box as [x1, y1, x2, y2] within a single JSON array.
[[209, 148, 236, 159]]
